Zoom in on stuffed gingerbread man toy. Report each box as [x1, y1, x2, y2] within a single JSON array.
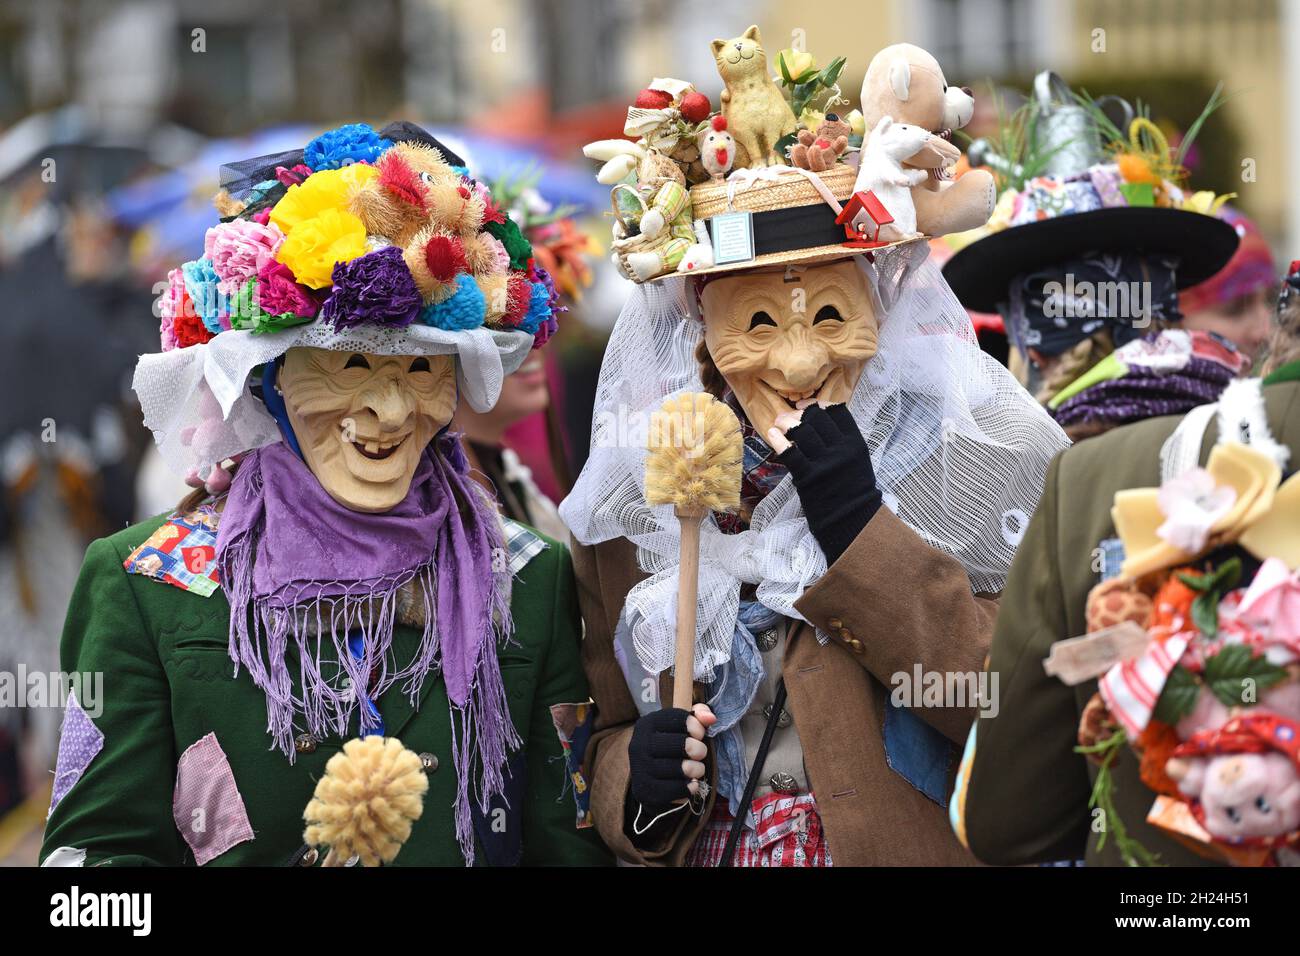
[[858, 43, 995, 236]]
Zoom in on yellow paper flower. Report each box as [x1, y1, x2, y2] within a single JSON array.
[[778, 49, 816, 82], [844, 109, 866, 137], [275, 207, 369, 289], [270, 164, 378, 235], [1112, 442, 1284, 579]]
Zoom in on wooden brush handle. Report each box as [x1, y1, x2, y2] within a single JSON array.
[[673, 507, 704, 710]]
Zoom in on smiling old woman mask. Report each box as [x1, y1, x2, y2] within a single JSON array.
[[278, 346, 458, 513], [700, 258, 879, 439]]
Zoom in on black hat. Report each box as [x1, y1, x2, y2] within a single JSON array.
[[943, 205, 1239, 313]]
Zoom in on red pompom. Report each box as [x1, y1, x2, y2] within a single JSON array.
[[503, 273, 532, 327], [635, 88, 673, 110], [680, 91, 711, 124], [710, 114, 727, 132], [424, 235, 469, 283]]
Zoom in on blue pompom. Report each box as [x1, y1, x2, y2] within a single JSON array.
[[518, 280, 552, 335], [421, 274, 486, 331], [303, 123, 386, 172], [181, 258, 229, 334]]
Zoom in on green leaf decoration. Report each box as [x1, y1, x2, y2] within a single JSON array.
[[778, 52, 793, 86], [818, 57, 846, 88], [793, 68, 819, 85], [1178, 558, 1242, 638], [1191, 592, 1219, 638], [1074, 728, 1162, 867], [1152, 666, 1200, 725], [1202, 644, 1288, 707]]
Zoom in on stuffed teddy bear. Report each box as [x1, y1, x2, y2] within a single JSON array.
[[711, 25, 797, 169], [858, 43, 995, 236], [853, 116, 931, 240], [790, 113, 852, 172], [1166, 749, 1300, 840], [698, 115, 737, 182]]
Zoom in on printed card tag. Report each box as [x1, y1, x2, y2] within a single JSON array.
[[711, 211, 755, 264], [1043, 621, 1150, 685]]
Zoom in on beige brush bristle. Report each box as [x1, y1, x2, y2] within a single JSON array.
[[645, 392, 743, 513]]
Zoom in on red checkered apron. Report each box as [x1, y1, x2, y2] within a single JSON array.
[[685, 791, 832, 867]]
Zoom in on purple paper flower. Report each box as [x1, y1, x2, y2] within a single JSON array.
[[321, 246, 423, 330]]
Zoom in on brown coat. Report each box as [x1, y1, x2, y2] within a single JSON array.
[[573, 506, 997, 865]]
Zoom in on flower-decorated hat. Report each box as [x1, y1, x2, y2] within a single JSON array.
[[581, 33, 997, 285], [135, 121, 563, 481], [943, 72, 1239, 314]]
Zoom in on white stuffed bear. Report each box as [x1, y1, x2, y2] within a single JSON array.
[[852, 116, 931, 240]]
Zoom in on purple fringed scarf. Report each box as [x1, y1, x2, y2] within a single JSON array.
[[215, 434, 518, 865]]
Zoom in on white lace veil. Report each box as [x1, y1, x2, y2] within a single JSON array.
[[559, 244, 1070, 681]]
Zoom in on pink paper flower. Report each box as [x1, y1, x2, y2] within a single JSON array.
[[1155, 467, 1237, 554], [159, 267, 186, 351], [204, 219, 285, 295], [256, 260, 321, 318]]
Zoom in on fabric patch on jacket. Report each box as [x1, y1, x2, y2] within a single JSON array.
[[123, 502, 221, 596], [172, 732, 254, 865], [549, 701, 595, 828], [1096, 536, 1126, 582], [883, 700, 956, 805], [48, 690, 104, 817]]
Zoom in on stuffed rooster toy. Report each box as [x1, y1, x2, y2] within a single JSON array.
[[698, 115, 737, 182]]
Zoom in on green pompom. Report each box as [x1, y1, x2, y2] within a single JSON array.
[[486, 218, 534, 271]]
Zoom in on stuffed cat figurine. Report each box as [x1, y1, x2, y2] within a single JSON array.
[[711, 25, 796, 169]]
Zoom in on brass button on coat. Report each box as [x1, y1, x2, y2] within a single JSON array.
[[769, 771, 798, 793], [419, 752, 439, 772], [755, 627, 780, 652], [294, 733, 318, 755], [827, 617, 843, 630]]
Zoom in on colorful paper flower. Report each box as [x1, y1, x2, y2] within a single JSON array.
[[421, 273, 485, 331], [159, 267, 187, 350], [303, 123, 387, 172], [275, 207, 369, 289], [256, 260, 321, 319], [180, 257, 231, 334], [1156, 468, 1237, 554], [204, 219, 285, 295], [269, 164, 378, 235], [321, 246, 423, 330]]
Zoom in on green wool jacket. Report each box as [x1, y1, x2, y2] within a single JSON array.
[[40, 514, 612, 867], [963, 378, 1300, 866]]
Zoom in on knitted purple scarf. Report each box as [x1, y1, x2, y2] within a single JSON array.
[[215, 434, 518, 864]]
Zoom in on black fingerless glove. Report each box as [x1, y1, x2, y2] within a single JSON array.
[[624, 707, 699, 848], [628, 707, 694, 806], [775, 403, 882, 564]]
